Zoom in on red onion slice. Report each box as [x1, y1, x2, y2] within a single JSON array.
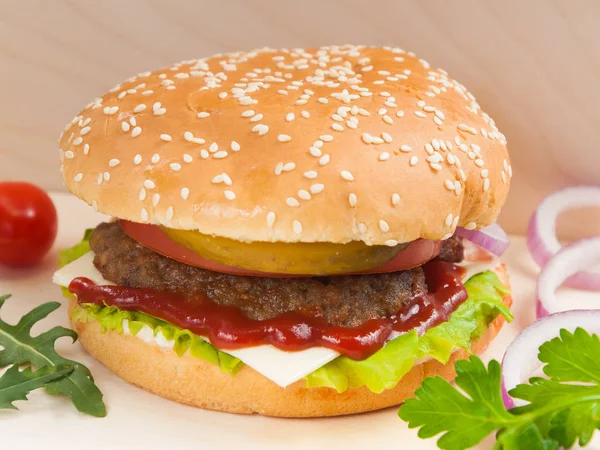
[[528, 186, 600, 290], [501, 310, 600, 409], [537, 237, 600, 318], [455, 223, 510, 256]]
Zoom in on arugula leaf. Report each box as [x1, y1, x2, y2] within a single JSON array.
[[0, 364, 73, 409], [0, 294, 106, 416], [399, 328, 600, 449]]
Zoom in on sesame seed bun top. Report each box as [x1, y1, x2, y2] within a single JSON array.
[[59, 45, 511, 245]]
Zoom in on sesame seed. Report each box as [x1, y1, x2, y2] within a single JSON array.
[[396, 110, 405, 118], [285, 112, 295, 122], [274, 162, 283, 175], [141, 208, 149, 221], [286, 197, 300, 207], [410, 156, 418, 166], [362, 133, 372, 144], [483, 178, 490, 191], [80, 126, 91, 136], [313, 140, 324, 148], [182, 154, 192, 163], [414, 111, 427, 118], [213, 151, 228, 159], [197, 112, 210, 118], [179, 187, 190, 200], [134, 154, 142, 165], [277, 90, 288, 95], [310, 184, 324, 194], [454, 181, 462, 196], [267, 212, 276, 227], [74, 173, 83, 182], [348, 193, 357, 207], [170, 163, 182, 171], [432, 139, 441, 151], [392, 193, 400, 205], [200, 150, 209, 159], [282, 162, 296, 172], [425, 143, 434, 155], [242, 110, 255, 117], [465, 222, 477, 230], [444, 180, 455, 191], [309, 147, 322, 157], [301, 111, 310, 118], [430, 163, 442, 171], [252, 124, 269, 135], [149, 154, 159, 164], [379, 220, 390, 232], [445, 214, 454, 227], [382, 132, 392, 143], [475, 159, 485, 167], [298, 190, 311, 200], [508, 165, 513, 178], [302, 171, 317, 180], [103, 172, 110, 181], [134, 104, 146, 113], [481, 169, 489, 178], [319, 154, 330, 166], [293, 220, 302, 235], [144, 180, 155, 189], [132, 127, 142, 137], [109, 158, 120, 167], [318, 97, 328, 104], [399, 145, 412, 153], [72, 137, 83, 146], [152, 193, 160, 206], [383, 115, 393, 124], [65, 151, 74, 159], [321, 134, 334, 142], [224, 190, 236, 200], [379, 152, 390, 161], [219, 92, 228, 99], [278, 134, 292, 142], [103, 106, 119, 115], [159, 134, 172, 142], [250, 113, 264, 122], [83, 144, 90, 155], [209, 143, 219, 152], [121, 122, 131, 132]]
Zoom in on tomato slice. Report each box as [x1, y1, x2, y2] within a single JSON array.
[[119, 220, 441, 277]]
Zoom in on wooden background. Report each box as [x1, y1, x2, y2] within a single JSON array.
[[1, 0, 599, 237]]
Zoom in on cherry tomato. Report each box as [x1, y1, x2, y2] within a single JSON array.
[[119, 220, 441, 277], [0, 182, 58, 267]]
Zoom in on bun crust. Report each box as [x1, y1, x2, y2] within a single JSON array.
[[69, 265, 511, 417], [59, 45, 511, 245]]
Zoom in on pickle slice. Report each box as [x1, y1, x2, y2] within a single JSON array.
[[161, 227, 407, 275]]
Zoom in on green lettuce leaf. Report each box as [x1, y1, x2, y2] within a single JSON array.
[[71, 304, 243, 374], [305, 271, 512, 393], [61, 231, 511, 393]]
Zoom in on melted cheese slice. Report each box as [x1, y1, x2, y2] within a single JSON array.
[[53, 250, 499, 387]]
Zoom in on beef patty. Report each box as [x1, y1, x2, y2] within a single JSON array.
[[89, 222, 463, 327]]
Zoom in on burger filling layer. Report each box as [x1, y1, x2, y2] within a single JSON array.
[[54, 223, 512, 393]]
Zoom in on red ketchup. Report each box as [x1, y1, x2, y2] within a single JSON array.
[[69, 261, 467, 360]]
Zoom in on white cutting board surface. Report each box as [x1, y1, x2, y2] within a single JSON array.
[[0, 193, 598, 450]]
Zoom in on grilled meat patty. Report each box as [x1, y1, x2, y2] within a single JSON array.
[[89, 222, 463, 327]]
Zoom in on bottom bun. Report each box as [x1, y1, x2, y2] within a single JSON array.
[[69, 265, 511, 417]]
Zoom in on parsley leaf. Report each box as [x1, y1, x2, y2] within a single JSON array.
[[0, 364, 73, 409], [399, 327, 600, 449], [0, 294, 106, 416]]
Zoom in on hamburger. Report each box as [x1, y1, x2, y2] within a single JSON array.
[[52, 45, 513, 417]]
